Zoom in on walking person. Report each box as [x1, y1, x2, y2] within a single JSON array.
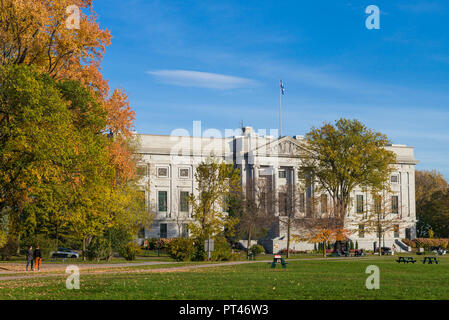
[[26, 246, 34, 271], [34, 245, 42, 271]]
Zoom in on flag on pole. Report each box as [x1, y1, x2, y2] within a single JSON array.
[[280, 80, 285, 95]]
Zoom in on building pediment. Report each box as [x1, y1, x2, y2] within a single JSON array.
[[252, 136, 305, 158]]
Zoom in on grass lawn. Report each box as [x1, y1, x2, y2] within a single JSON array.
[[0, 255, 448, 300]]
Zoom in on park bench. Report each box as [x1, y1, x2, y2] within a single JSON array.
[[271, 255, 288, 269], [422, 256, 439, 264], [396, 256, 416, 264]]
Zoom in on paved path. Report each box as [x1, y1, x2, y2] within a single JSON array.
[[0, 256, 381, 282], [0, 260, 177, 274]]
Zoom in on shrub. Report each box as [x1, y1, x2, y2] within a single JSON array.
[[0, 238, 19, 260], [278, 248, 306, 255], [167, 238, 195, 261], [250, 244, 265, 255], [86, 237, 110, 261], [145, 238, 175, 250], [191, 239, 207, 261], [120, 242, 141, 261], [211, 237, 232, 261]]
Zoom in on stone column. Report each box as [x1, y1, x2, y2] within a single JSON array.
[[253, 164, 260, 200], [292, 167, 297, 217], [273, 165, 279, 216]]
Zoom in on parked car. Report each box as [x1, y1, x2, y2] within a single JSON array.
[[52, 248, 79, 259], [381, 247, 391, 255]]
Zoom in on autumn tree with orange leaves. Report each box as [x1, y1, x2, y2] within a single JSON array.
[[0, 0, 150, 256], [0, 0, 136, 182]]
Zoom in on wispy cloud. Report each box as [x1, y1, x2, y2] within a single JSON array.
[[147, 70, 258, 90]]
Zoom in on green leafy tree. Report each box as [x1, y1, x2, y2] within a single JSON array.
[[299, 118, 396, 228], [188, 157, 241, 258], [415, 170, 449, 237]]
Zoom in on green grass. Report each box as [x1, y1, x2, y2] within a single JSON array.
[[1, 255, 449, 299]]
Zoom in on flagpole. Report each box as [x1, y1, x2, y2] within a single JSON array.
[[279, 80, 282, 138]]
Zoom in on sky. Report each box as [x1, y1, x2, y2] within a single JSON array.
[[94, 0, 449, 178]]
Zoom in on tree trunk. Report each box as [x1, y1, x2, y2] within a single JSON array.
[[16, 233, 21, 255], [82, 237, 86, 261], [323, 240, 327, 258], [247, 230, 252, 257], [286, 220, 291, 258], [55, 225, 59, 249]]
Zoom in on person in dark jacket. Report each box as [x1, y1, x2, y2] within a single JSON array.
[[26, 246, 34, 271], [34, 245, 42, 271]]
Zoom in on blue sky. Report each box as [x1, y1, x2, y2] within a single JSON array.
[[95, 0, 449, 177]]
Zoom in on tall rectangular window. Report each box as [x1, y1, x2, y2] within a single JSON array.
[[356, 195, 364, 213], [374, 195, 382, 215], [394, 224, 400, 238], [160, 223, 167, 238], [278, 170, 286, 178], [279, 192, 287, 216], [321, 194, 328, 213], [180, 191, 189, 212], [299, 192, 305, 213], [358, 224, 365, 238], [181, 224, 189, 238], [158, 191, 167, 212], [392, 196, 399, 214]]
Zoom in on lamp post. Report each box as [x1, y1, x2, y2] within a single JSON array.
[[157, 232, 161, 257]]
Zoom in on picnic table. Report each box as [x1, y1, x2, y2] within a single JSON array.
[[422, 256, 439, 264], [330, 250, 350, 257], [396, 256, 416, 264], [271, 255, 288, 269], [353, 249, 365, 257]]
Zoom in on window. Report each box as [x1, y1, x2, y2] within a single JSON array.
[[358, 224, 365, 238], [180, 191, 189, 212], [179, 168, 190, 178], [299, 192, 305, 213], [157, 167, 169, 178], [394, 224, 400, 238], [392, 196, 399, 214], [136, 165, 147, 177], [279, 192, 287, 216], [158, 191, 167, 212], [356, 195, 364, 213], [278, 170, 286, 178], [321, 194, 328, 213], [391, 175, 399, 183], [374, 195, 382, 215], [181, 224, 189, 238], [160, 223, 167, 238]]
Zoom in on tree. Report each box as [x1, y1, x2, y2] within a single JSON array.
[[188, 157, 241, 258], [0, 0, 136, 183], [415, 170, 449, 237], [419, 191, 449, 238], [0, 65, 76, 240], [299, 118, 396, 228], [278, 183, 305, 258], [231, 177, 275, 255]]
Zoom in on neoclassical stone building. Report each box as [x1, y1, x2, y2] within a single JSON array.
[[136, 126, 417, 253]]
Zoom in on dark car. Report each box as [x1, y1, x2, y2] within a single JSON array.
[[51, 247, 79, 259], [381, 247, 391, 255]]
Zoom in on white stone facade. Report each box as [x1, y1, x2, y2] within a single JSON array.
[[135, 127, 418, 253]]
